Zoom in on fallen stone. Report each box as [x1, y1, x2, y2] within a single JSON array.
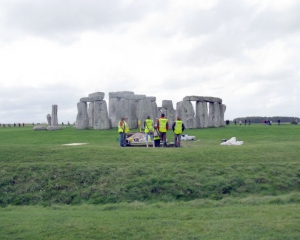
[[47, 126, 62, 131], [33, 126, 47, 130]]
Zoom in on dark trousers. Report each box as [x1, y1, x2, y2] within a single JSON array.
[[160, 132, 167, 147]]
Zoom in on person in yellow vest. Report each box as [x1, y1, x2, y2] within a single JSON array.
[[118, 117, 126, 147], [144, 116, 154, 148], [157, 113, 169, 147], [172, 116, 185, 147], [123, 117, 130, 146], [137, 119, 141, 132]]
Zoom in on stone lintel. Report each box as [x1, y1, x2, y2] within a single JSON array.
[[109, 91, 134, 98], [125, 94, 146, 100], [88, 92, 105, 98], [146, 96, 156, 102], [183, 96, 222, 104], [80, 96, 104, 102]]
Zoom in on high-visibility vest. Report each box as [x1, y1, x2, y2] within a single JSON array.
[[144, 119, 154, 133], [174, 120, 183, 134], [118, 121, 125, 133], [158, 118, 168, 132], [124, 122, 130, 133]]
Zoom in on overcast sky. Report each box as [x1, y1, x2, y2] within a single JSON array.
[[0, 0, 299, 123]]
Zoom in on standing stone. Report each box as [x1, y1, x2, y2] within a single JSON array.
[[46, 114, 51, 126], [88, 102, 94, 128], [115, 99, 131, 128], [51, 105, 58, 126], [94, 100, 110, 130], [76, 102, 89, 130], [137, 98, 153, 124], [196, 101, 208, 128], [213, 102, 221, 127], [208, 102, 221, 127], [220, 104, 226, 126], [109, 91, 134, 128], [176, 101, 196, 129], [162, 100, 177, 128]]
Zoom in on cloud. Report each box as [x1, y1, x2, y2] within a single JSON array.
[[0, 84, 82, 123], [0, 0, 167, 43]]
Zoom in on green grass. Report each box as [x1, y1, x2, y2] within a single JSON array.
[[0, 124, 300, 239]]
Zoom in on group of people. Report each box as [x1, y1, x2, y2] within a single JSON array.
[[118, 113, 185, 148], [1, 123, 25, 127]]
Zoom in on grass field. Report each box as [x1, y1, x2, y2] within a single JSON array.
[[0, 123, 300, 239]]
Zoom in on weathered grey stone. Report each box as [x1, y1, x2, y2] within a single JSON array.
[[51, 105, 58, 126], [115, 99, 131, 128], [208, 102, 221, 127], [47, 126, 62, 131], [46, 114, 51, 126], [93, 100, 110, 130], [125, 94, 146, 101], [80, 96, 104, 102], [33, 126, 47, 131], [183, 96, 222, 104], [151, 101, 159, 120], [146, 96, 156, 102], [137, 98, 153, 125], [183, 96, 204, 102], [89, 92, 105, 98], [203, 96, 222, 104], [109, 91, 135, 128], [220, 104, 226, 126], [109, 97, 119, 128], [88, 102, 94, 127], [76, 102, 89, 130], [176, 101, 197, 129], [196, 101, 208, 128], [109, 91, 134, 99]]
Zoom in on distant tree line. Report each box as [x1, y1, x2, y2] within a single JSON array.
[[231, 116, 300, 123]]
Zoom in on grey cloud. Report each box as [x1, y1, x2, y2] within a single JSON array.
[[0, 0, 167, 43], [0, 84, 83, 123]]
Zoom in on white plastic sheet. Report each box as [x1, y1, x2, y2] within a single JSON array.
[[220, 137, 243, 146]]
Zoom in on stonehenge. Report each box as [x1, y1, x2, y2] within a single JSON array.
[[75, 92, 226, 130], [76, 92, 110, 130], [36, 105, 62, 131]]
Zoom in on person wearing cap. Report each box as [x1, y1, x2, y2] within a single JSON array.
[[118, 117, 126, 147], [157, 113, 168, 147], [172, 116, 185, 147], [144, 116, 154, 148]]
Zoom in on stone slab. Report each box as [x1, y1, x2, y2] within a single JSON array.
[[88, 92, 105, 98], [47, 126, 62, 131]]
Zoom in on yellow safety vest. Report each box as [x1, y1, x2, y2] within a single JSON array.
[[144, 119, 154, 133], [158, 118, 168, 132], [124, 122, 130, 133], [174, 120, 183, 134], [118, 121, 125, 133]]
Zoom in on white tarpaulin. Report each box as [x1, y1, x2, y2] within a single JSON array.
[[220, 137, 243, 146]]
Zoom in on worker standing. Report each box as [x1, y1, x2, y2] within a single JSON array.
[[172, 116, 185, 147], [137, 119, 141, 132], [118, 117, 126, 147], [144, 116, 154, 148], [124, 117, 130, 146], [157, 113, 168, 147]]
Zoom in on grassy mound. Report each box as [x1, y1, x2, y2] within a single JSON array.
[[1, 124, 300, 206]]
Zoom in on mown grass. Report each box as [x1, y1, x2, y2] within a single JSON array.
[[0, 124, 300, 239]]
